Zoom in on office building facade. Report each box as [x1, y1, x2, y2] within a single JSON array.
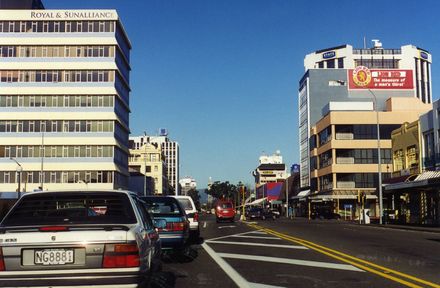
[[130, 133, 180, 195], [309, 98, 431, 217], [129, 142, 168, 195], [299, 42, 432, 191], [0, 9, 131, 192], [179, 176, 196, 195]]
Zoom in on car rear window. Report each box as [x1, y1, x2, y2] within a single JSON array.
[[177, 198, 193, 210], [218, 202, 233, 209], [142, 197, 184, 216], [1, 192, 137, 226]]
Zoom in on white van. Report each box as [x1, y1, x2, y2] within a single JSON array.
[[173, 195, 200, 238]]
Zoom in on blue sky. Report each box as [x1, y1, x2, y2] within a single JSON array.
[[45, 0, 440, 188]]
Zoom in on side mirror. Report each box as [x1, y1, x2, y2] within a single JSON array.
[[153, 219, 166, 230]]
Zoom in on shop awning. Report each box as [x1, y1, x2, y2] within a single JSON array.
[[292, 190, 310, 199], [247, 197, 269, 206]]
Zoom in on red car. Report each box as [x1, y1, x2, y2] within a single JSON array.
[[215, 200, 235, 223]]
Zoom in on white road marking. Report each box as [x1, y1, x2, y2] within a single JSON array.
[[250, 283, 285, 288], [201, 243, 251, 288], [207, 230, 262, 242], [218, 253, 364, 272], [203, 221, 207, 228], [246, 231, 266, 234], [231, 235, 280, 240], [205, 240, 308, 250], [218, 225, 236, 229]]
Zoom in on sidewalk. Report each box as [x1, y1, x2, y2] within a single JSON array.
[[280, 216, 440, 234], [356, 222, 440, 234]]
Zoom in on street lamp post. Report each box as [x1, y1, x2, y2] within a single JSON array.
[[143, 132, 147, 197], [10, 157, 23, 199], [285, 176, 289, 218], [368, 89, 383, 225]]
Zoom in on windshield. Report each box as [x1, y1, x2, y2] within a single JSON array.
[[142, 197, 184, 216], [1, 192, 137, 226], [177, 198, 193, 210]]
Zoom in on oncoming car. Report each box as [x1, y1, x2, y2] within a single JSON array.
[[0, 190, 161, 288]]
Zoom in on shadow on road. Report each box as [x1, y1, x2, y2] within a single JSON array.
[[149, 271, 178, 288]]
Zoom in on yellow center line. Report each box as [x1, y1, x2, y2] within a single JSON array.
[[247, 223, 440, 288]]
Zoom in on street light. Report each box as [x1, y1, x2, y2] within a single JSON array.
[[9, 157, 23, 199], [143, 131, 148, 197], [368, 89, 383, 225]]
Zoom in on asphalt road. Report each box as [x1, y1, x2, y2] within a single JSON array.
[[150, 214, 440, 288]]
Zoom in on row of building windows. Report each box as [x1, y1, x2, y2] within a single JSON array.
[[353, 49, 401, 55], [0, 120, 114, 133], [334, 124, 401, 140], [317, 58, 344, 69], [0, 70, 114, 83], [0, 45, 115, 58], [0, 170, 114, 184], [0, 145, 114, 158], [354, 58, 399, 69], [0, 20, 115, 34], [0, 95, 114, 108], [393, 145, 418, 170]]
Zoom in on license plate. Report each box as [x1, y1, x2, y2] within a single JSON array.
[[34, 249, 74, 265]]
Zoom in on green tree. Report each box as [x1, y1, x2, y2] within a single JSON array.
[[205, 181, 238, 201], [187, 188, 201, 210]]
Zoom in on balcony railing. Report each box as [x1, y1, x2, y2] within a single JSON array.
[[336, 157, 354, 164], [337, 181, 356, 188], [335, 133, 354, 140]]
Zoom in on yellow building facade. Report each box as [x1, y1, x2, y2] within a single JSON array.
[[129, 143, 168, 195]]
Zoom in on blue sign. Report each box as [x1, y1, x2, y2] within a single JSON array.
[[322, 51, 336, 59], [420, 51, 428, 60], [291, 164, 300, 173]]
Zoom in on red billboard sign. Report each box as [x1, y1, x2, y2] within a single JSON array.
[[348, 69, 414, 90]]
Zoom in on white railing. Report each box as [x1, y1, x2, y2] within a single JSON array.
[[337, 181, 356, 188], [336, 157, 355, 164], [336, 133, 354, 140]]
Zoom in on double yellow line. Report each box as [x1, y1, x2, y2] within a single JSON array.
[[248, 224, 440, 288]]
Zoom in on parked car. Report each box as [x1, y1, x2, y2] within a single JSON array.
[[215, 200, 235, 223], [0, 190, 162, 288], [246, 207, 276, 220], [141, 196, 190, 253], [173, 195, 200, 239]]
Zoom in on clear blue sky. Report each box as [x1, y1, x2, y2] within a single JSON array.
[[45, 0, 440, 188]]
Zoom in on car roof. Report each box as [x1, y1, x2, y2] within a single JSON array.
[[20, 189, 138, 198]]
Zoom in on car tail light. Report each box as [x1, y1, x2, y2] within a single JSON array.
[[102, 244, 139, 268], [0, 248, 5, 271], [39, 226, 69, 232], [165, 221, 187, 231], [193, 212, 199, 222]]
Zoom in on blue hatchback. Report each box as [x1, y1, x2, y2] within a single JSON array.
[[141, 196, 190, 252]]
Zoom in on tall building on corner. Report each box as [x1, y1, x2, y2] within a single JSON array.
[[299, 42, 432, 191], [0, 6, 131, 192], [130, 132, 180, 195]]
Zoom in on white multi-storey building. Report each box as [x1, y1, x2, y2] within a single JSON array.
[[254, 151, 287, 187], [0, 8, 131, 192], [299, 41, 432, 190], [179, 176, 196, 195], [130, 132, 180, 195]]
